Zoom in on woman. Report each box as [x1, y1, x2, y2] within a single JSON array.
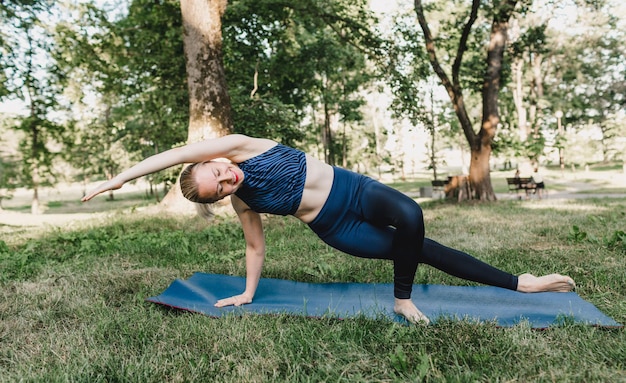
[[82, 134, 575, 323]]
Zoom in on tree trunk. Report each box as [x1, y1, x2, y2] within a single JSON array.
[[530, 51, 544, 137], [160, 0, 233, 212], [180, 0, 232, 141], [323, 101, 334, 165], [31, 168, 40, 215], [512, 58, 528, 141], [29, 113, 42, 214], [414, 0, 478, 148], [415, 0, 517, 200], [476, 6, 516, 201], [469, 145, 493, 200]]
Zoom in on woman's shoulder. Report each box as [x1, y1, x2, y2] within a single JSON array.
[[223, 134, 278, 162]]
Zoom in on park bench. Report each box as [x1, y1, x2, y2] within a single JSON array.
[[506, 177, 537, 195]]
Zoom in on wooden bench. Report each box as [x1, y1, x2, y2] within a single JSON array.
[[506, 177, 536, 194]]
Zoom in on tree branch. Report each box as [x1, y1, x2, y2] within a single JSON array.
[[452, 0, 480, 88], [250, 60, 259, 98], [414, 0, 476, 145], [481, 0, 518, 145]]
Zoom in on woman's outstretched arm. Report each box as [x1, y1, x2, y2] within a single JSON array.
[[81, 134, 270, 202]]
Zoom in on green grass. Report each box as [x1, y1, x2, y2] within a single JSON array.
[[585, 161, 624, 172], [1, 196, 625, 382], [385, 178, 431, 194]]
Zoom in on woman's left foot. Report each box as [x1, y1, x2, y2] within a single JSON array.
[[394, 298, 430, 324]]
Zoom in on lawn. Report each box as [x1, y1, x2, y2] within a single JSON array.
[[1, 190, 625, 381]]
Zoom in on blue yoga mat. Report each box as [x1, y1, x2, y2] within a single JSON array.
[[146, 273, 621, 328]]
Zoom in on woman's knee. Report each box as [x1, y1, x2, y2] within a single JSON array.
[[393, 199, 424, 234], [363, 181, 424, 234]]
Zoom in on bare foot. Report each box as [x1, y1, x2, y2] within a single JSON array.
[[517, 273, 576, 293], [394, 298, 430, 324]]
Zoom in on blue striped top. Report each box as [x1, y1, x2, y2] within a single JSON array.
[[235, 144, 307, 216]]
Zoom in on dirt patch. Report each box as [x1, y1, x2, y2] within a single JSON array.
[[0, 210, 104, 227]]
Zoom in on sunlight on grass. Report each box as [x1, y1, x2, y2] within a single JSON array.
[[575, 187, 626, 194], [520, 200, 612, 212]]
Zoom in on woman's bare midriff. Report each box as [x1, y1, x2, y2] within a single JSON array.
[[293, 155, 335, 223]]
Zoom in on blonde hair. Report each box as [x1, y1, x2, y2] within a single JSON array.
[[180, 162, 219, 209]]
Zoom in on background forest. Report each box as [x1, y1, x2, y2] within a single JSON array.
[[0, 0, 625, 211]]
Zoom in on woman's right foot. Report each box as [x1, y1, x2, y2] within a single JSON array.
[[517, 273, 575, 293]]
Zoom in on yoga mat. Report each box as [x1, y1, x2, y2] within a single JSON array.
[[146, 273, 622, 328]]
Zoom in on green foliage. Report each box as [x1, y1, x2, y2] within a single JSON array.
[[0, 239, 8, 253], [223, 0, 380, 164], [0, 0, 66, 204], [541, 1, 625, 161], [606, 230, 626, 251], [53, 0, 188, 192], [509, 24, 549, 58], [112, 0, 189, 151], [0, 151, 21, 205], [524, 132, 547, 163], [491, 123, 524, 164], [389, 345, 409, 373], [385, 11, 431, 125], [569, 224, 626, 253], [230, 95, 304, 146], [567, 225, 588, 243]]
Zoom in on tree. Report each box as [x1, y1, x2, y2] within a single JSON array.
[[491, 0, 626, 171], [385, 9, 450, 180], [0, 0, 65, 213], [56, 0, 190, 201], [159, 0, 233, 210], [223, 0, 381, 166], [305, 29, 371, 165], [544, 0, 625, 164], [222, 0, 307, 144], [0, 118, 22, 209], [414, 0, 520, 200], [109, 0, 190, 200], [0, 154, 20, 210], [179, 0, 233, 141], [510, 23, 548, 140]]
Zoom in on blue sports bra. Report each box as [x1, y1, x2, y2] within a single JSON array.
[[235, 144, 307, 216]]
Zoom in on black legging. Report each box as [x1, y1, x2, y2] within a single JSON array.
[[308, 167, 518, 299]]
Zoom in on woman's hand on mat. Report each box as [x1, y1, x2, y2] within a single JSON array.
[[82, 178, 124, 202], [214, 293, 253, 307]]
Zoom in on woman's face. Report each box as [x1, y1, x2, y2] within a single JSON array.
[[193, 161, 244, 201]]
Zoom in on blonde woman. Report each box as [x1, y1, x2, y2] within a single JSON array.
[[83, 134, 575, 323]]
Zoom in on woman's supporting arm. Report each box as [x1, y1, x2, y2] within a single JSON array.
[[214, 195, 266, 307]]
